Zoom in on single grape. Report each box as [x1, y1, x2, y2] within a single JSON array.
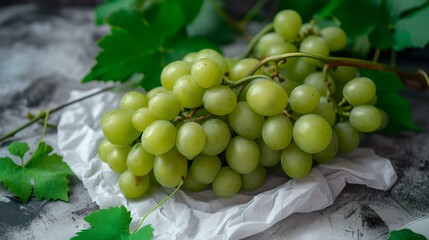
[[275, 77, 300, 96], [379, 109, 389, 130], [334, 122, 360, 153], [320, 26, 347, 52], [191, 154, 221, 184], [132, 107, 158, 132], [237, 78, 263, 101], [262, 114, 293, 150], [329, 66, 357, 85], [349, 105, 382, 132], [182, 52, 198, 63], [127, 143, 155, 176], [228, 101, 265, 140], [255, 32, 285, 58], [119, 170, 150, 199], [256, 138, 282, 167], [102, 109, 141, 145], [240, 164, 266, 192], [212, 166, 241, 198], [229, 58, 262, 82], [194, 49, 229, 74], [313, 130, 338, 163], [182, 167, 209, 192], [273, 9, 302, 41], [299, 36, 330, 64], [283, 58, 317, 82], [148, 92, 181, 121], [266, 41, 297, 58], [201, 118, 231, 156], [120, 91, 148, 111], [226, 136, 260, 174], [191, 58, 224, 88], [98, 138, 116, 162], [293, 114, 332, 153], [246, 80, 288, 116], [202, 85, 237, 115], [160, 60, 192, 90], [303, 72, 336, 96], [141, 120, 176, 156], [343, 77, 376, 106], [106, 145, 131, 173], [146, 86, 167, 99], [311, 98, 336, 127], [289, 85, 320, 114], [176, 122, 206, 159], [153, 147, 187, 188], [281, 142, 313, 179], [173, 75, 205, 108]]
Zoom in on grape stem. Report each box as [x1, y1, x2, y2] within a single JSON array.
[[131, 176, 184, 235], [248, 52, 429, 90], [0, 86, 114, 143]]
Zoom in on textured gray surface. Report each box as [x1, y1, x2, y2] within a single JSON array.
[[0, 4, 428, 240]]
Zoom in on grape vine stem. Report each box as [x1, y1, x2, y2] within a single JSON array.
[[249, 52, 429, 90]]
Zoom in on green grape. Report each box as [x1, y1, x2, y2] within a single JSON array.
[[240, 164, 266, 192], [201, 118, 231, 156], [320, 26, 347, 52], [176, 122, 206, 159], [262, 114, 293, 150], [281, 142, 313, 179], [146, 86, 167, 99], [182, 167, 209, 192], [246, 80, 288, 116], [212, 166, 241, 198], [102, 109, 141, 145], [153, 147, 187, 188], [368, 95, 378, 105], [127, 143, 155, 176], [191, 154, 221, 184], [194, 48, 229, 74], [191, 58, 224, 88], [299, 23, 320, 38], [303, 72, 336, 96], [256, 138, 282, 167], [334, 122, 360, 153], [329, 66, 357, 85], [343, 77, 376, 106], [237, 78, 263, 101], [379, 109, 389, 130], [148, 92, 181, 120], [98, 138, 116, 162], [106, 145, 131, 173], [132, 107, 158, 132], [141, 120, 176, 156], [228, 101, 265, 140], [226, 136, 260, 174], [120, 91, 148, 111], [289, 85, 320, 114], [313, 130, 338, 164], [160, 60, 192, 90], [182, 52, 198, 63], [275, 77, 300, 96], [273, 9, 302, 41], [311, 98, 336, 127], [119, 170, 150, 199], [172, 75, 205, 109], [255, 32, 285, 58], [283, 58, 317, 82], [229, 58, 262, 82], [266, 41, 297, 57], [349, 105, 382, 132], [293, 114, 332, 154], [202, 85, 237, 115], [299, 36, 330, 64]]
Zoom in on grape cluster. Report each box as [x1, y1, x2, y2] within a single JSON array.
[[97, 9, 388, 199]]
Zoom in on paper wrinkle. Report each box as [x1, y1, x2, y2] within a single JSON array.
[[58, 89, 398, 240]]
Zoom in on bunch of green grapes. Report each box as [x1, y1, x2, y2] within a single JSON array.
[[97, 10, 388, 199]]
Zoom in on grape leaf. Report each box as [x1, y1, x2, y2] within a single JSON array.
[[394, 3, 429, 51], [95, 0, 135, 25], [0, 142, 74, 203], [388, 228, 427, 240], [72, 206, 154, 240], [7, 141, 30, 160], [359, 69, 422, 133]]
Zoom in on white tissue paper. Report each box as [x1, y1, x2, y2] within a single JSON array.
[[58, 89, 398, 240]]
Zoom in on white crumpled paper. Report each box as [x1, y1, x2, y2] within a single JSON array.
[[58, 89, 398, 240]]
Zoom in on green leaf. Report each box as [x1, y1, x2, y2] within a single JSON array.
[[0, 142, 73, 202], [394, 3, 429, 50], [95, 0, 135, 25], [388, 228, 427, 240], [316, 0, 344, 18], [368, 25, 394, 50], [359, 69, 422, 133], [72, 206, 154, 240], [387, 0, 428, 21], [7, 142, 30, 160], [177, 0, 204, 24]]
